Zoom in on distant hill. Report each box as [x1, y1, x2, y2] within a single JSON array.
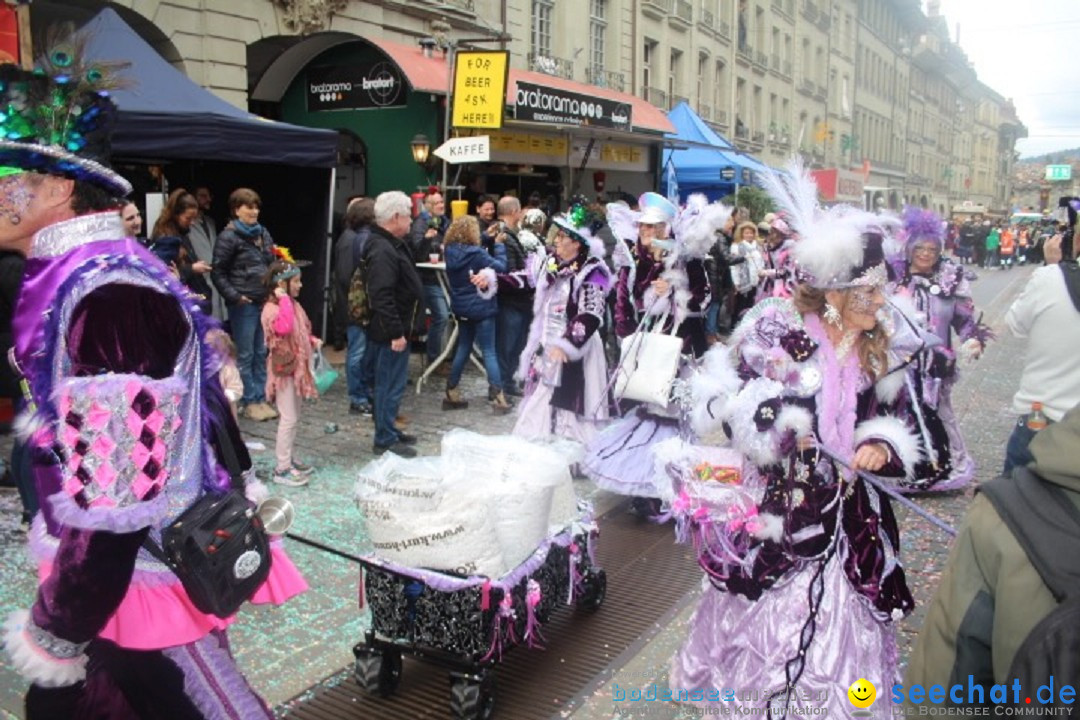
[[1020, 148, 1080, 163]]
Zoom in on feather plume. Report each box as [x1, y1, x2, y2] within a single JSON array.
[[670, 194, 732, 263], [605, 202, 639, 247], [759, 157, 883, 287]]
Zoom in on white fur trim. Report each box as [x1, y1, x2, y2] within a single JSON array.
[[475, 267, 498, 300], [549, 337, 586, 362], [13, 409, 47, 443], [611, 235, 635, 271], [670, 194, 733, 262], [775, 404, 813, 440], [958, 337, 983, 363], [854, 415, 923, 479], [751, 512, 784, 542], [874, 368, 906, 405], [688, 345, 742, 439], [245, 477, 270, 505], [3, 611, 87, 687], [724, 377, 786, 467]]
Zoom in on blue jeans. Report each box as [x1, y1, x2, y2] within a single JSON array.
[[1003, 415, 1050, 475], [704, 298, 721, 336], [346, 324, 373, 406], [423, 284, 449, 363], [450, 316, 502, 390], [497, 305, 531, 386], [370, 339, 410, 447], [229, 302, 267, 405]]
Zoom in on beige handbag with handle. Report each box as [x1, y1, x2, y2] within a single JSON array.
[[613, 309, 683, 407]]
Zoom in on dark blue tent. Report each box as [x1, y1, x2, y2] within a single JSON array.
[[662, 102, 769, 201], [81, 8, 337, 167]]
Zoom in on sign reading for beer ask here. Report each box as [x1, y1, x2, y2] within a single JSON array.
[[452, 50, 509, 129]]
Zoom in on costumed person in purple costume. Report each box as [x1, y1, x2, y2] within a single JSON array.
[[0, 47, 306, 718], [513, 204, 612, 447], [583, 194, 729, 509], [886, 206, 991, 492], [667, 159, 933, 711]]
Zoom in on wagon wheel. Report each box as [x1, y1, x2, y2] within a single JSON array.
[[353, 644, 403, 698], [449, 671, 495, 720], [576, 569, 607, 612]]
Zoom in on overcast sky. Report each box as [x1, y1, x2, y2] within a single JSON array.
[[934, 0, 1080, 158]]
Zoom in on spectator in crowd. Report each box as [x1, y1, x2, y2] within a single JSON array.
[[476, 194, 498, 253], [1001, 232, 1080, 473], [335, 197, 376, 416], [118, 201, 144, 244], [188, 184, 225, 320], [492, 195, 532, 395], [973, 218, 990, 268], [212, 188, 279, 421], [957, 218, 976, 265], [904, 402, 1080, 692], [526, 190, 543, 209], [443, 215, 510, 413], [409, 189, 450, 369], [367, 191, 424, 457], [151, 189, 213, 315]]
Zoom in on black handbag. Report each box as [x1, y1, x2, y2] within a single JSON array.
[[143, 423, 271, 618]]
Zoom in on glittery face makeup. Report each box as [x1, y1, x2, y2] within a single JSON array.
[[844, 285, 885, 331], [0, 173, 35, 226]]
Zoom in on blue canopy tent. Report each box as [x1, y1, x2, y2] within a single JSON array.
[[662, 101, 770, 202], [79, 8, 340, 334]]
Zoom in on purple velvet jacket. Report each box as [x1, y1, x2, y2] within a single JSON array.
[[612, 239, 710, 346]]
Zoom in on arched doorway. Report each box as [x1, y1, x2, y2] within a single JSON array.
[[920, 194, 929, 209], [334, 129, 367, 207]]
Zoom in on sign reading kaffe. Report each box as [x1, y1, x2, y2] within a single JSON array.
[[451, 50, 509, 129], [514, 82, 632, 131], [307, 62, 407, 112]]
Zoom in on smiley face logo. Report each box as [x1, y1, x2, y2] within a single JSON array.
[[848, 678, 877, 709]]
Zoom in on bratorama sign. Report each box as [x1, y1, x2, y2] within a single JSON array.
[[514, 81, 632, 131], [307, 62, 407, 111]]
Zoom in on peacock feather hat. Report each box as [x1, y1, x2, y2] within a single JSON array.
[[0, 27, 131, 196]]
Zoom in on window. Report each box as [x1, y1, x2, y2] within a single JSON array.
[[531, 0, 553, 58], [589, 0, 606, 77], [643, 40, 656, 97], [669, 49, 682, 102], [714, 60, 727, 119], [697, 54, 709, 110]]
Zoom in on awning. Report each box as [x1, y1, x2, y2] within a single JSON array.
[[365, 37, 674, 135], [662, 101, 770, 200]]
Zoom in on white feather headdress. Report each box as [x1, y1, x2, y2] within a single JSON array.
[[759, 157, 891, 288], [669, 193, 733, 263]]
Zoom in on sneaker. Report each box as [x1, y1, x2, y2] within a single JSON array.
[[258, 402, 280, 420], [395, 432, 417, 445], [373, 442, 418, 458], [291, 460, 315, 475], [350, 402, 374, 417], [273, 468, 310, 487]]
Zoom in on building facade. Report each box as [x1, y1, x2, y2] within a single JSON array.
[[46, 0, 1024, 213]]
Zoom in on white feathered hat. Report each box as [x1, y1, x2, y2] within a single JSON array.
[[759, 157, 899, 289]]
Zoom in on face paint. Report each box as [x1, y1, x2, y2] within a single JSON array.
[[848, 286, 881, 315], [0, 174, 34, 226]]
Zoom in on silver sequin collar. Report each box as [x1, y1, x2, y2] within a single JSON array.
[[31, 212, 126, 259]]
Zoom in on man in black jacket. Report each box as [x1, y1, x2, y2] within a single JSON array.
[[367, 191, 424, 457]]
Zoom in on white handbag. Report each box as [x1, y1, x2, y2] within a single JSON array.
[[613, 310, 684, 407]]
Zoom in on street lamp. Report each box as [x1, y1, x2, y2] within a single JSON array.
[[410, 133, 431, 166]]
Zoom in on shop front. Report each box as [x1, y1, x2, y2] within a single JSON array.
[[810, 167, 865, 206], [259, 34, 672, 209]]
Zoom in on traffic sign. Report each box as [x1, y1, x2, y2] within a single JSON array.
[[433, 136, 491, 164], [452, 50, 509, 129]]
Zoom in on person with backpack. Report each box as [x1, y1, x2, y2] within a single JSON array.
[[337, 197, 375, 416], [904, 402, 1080, 702]]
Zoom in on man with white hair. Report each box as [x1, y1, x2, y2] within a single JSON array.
[[366, 191, 424, 457]]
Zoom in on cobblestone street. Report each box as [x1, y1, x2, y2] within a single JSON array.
[[0, 264, 1036, 719]]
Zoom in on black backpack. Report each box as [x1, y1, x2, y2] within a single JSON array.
[[980, 468, 1080, 697]]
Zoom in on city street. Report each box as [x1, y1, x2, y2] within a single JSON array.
[[0, 262, 1037, 719]]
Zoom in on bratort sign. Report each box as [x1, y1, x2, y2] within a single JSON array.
[[514, 81, 632, 131], [307, 62, 407, 111]]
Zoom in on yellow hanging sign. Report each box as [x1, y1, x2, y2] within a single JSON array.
[[451, 50, 509, 129]]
